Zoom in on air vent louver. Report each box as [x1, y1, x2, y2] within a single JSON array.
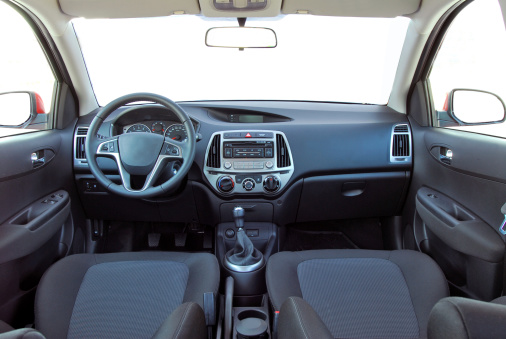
[[392, 134, 410, 157], [206, 134, 221, 168], [394, 125, 409, 133], [391, 124, 411, 161], [276, 134, 291, 168], [75, 127, 88, 160], [76, 127, 88, 135]]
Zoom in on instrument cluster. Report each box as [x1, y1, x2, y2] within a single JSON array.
[[122, 121, 188, 141]]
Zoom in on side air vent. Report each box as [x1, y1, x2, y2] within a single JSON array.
[[390, 124, 411, 162], [206, 134, 221, 168], [276, 134, 291, 168], [76, 127, 88, 135], [394, 125, 409, 133], [392, 134, 410, 157], [75, 128, 88, 159]]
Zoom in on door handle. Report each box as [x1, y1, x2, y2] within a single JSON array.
[[31, 151, 45, 169], [439, 148, 453, 165], [431, 146, 453, 165]]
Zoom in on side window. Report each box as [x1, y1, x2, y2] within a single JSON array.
[[429, 0, 506, 138], [0, 1, 55, 137]]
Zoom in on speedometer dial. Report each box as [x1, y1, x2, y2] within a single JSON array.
[[126, 124, 151, 133], [165, 124, 187, 141]]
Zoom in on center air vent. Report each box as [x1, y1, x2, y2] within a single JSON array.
[[75, 127, 88, 160], [390, 124, 411, 162], [276, 134, 291, 168], [206, 134, 221, 168]]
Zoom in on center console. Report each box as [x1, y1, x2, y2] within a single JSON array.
[[204, 131, 294, 195]]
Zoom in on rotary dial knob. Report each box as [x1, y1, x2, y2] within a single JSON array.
[[242, 179, 256, 191]]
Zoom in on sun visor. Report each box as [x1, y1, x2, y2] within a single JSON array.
[[199, 0, 282, 17], [282, 0, 421, 17], [59, 0, 201, 18]]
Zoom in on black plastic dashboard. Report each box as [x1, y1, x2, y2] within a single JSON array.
[[73, 100, 412, 226]]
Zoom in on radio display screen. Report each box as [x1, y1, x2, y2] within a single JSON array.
[[239, 115, 263, 123]]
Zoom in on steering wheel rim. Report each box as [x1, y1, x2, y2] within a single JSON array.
[[85, 93, 196, 199]]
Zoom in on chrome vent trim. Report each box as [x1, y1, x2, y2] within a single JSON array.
[[74, 127, 88, 160], [390, 124, 411, 162], [276, 134, 291, 168], [206, 134, 221, 168]]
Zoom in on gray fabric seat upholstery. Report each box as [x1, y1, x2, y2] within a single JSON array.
[[35, 252, 219, 339], [267, 249, 449, 339], [428, 296, 506, 339]]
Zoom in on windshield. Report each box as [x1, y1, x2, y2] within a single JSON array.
[[73, 15, 410, 105]]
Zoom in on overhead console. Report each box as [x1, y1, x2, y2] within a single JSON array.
[[204, 131, 294, 195]]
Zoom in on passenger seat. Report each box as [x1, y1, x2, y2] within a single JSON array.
[[267, 249, 449, 339]]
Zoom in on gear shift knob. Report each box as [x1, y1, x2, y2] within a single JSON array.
[[233, 207, 245, 229]]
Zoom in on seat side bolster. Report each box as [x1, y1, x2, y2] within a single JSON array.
[[151, 302, 207, 339], [35, 254, 97, 339], [278, 297, 333, 339], [428, 297, 506, 339], [388, 250, 449, 337], [0, 329, 46, 339]]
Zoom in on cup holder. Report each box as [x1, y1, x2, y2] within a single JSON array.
[[236, 310, 268, 339]]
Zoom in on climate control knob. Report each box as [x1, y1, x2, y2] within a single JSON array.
[[217, 176, 235, 193], [242, 179, 256, 191], [263, 175, 280, 192]]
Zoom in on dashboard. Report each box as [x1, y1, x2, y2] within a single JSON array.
[[73, 100, 413, 226]]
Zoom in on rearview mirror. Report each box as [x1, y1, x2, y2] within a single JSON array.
[[0, 91, 42, 127], [206, 27, 277, 49], [448, 89, 506, 125]]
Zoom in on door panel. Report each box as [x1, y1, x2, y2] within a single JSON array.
[[406, 117, 506, 300], [0, 126, 75, 326]]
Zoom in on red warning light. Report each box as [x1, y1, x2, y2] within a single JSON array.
[[245, 133, 252, 138]]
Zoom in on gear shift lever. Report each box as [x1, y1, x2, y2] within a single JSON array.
[[225, 206, 263, 268], [233, 207, 245, 229]]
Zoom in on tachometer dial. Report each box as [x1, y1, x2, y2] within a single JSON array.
[[165, 124, 187, 141], [151, 121, 166, 135], [126, 124, 151, 133]]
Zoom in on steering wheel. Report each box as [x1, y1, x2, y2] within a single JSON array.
[[85, 93, 196, 199]]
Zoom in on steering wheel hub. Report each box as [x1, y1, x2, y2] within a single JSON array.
[[118, 133, 164, 176]]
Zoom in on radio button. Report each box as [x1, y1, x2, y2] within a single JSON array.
[[266, 161, 274, 169], [254, 132, 273, 138], [224, 161, 232, 169], [224, 148, 233, 158], [265, 148, 273, 158]]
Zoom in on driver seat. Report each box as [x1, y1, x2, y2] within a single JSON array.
[[34, 252, 219, 339]]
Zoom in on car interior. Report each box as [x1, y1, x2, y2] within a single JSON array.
[[1, 0, 506, 338]]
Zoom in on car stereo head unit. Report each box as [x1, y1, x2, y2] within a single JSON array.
[[223, 141, 274, 159]]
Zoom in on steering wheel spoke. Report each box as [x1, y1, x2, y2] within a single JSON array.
[[114, 154, 171, 192]]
